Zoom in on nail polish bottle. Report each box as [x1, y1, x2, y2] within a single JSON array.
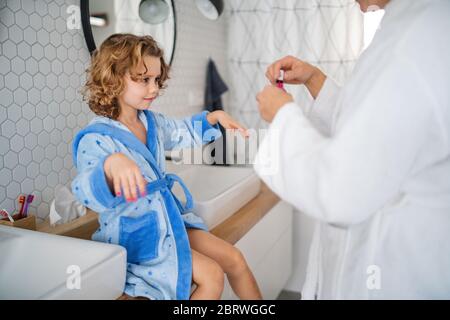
[[276, 70, 285, 91]]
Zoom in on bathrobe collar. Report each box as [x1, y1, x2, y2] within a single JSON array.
[[72, 110, 160, 177]]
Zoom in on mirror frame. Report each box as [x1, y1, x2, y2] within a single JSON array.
[[80, 0, 177, 65]]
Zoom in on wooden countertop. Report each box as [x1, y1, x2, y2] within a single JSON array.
[[36, 181, 280, 300]]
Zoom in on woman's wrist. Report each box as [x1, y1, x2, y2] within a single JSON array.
[[305, 67, 327, 99]]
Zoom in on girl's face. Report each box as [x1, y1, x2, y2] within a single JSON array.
[[119, 55, 162, 111]]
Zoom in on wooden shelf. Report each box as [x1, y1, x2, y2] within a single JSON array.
[[36, 209, 99, 240]]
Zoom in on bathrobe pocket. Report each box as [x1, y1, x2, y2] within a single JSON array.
[[119, 211, 160, 263]]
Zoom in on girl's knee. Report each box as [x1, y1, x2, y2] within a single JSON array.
[[226, 247, 248, 274]]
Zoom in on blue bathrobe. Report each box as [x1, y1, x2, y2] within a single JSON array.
[[71, 110, 221, 300]]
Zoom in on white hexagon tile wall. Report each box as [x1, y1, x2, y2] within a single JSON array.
[[0, 0, 91, 221], [0, 0, 229, 221]]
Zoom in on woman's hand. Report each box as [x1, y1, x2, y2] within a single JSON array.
[[265, 55, 326, 99], [207, 111, 249, 138], [104, 153, 147, 202], [256, 85, 294, 123]]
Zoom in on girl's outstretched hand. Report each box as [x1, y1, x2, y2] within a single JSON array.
[[207, 111, 249, 138], [104, 153, 147, 202]]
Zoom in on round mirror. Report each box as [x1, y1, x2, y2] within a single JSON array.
[[81, 0, 176, 65]]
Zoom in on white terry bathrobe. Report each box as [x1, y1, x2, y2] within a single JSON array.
[[254, 0, 450, 299]]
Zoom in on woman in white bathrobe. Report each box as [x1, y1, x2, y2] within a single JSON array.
[[255, 0, 450, 299]]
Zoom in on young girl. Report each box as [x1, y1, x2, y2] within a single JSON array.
[[72, 33, 262, 300]]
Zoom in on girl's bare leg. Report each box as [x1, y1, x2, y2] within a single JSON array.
[[188, 229, 262, 300], [190, 249, 224, 300]]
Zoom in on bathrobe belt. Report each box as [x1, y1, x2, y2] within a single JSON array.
[[145, 173, 194, 214]]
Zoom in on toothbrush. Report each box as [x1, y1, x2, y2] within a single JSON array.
[[0, 209, 14, 222], [18, 194, 26, 218], [22, 194, 34, 217]]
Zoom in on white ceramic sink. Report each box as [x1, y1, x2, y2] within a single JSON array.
[[165, 162, 261, 229], [0, 225, 126, 300]]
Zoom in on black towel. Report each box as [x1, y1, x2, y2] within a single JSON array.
[[205, 59, 228, 112], [204, 59, 229, 165]]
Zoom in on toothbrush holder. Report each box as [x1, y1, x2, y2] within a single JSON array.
[[0, 213, 36, 230]]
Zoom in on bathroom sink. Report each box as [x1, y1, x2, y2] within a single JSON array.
[[165, 162, 261, 229], [0, 225, 126, 299]]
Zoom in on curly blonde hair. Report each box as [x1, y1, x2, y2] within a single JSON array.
[[82, 33, 170, 120]]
